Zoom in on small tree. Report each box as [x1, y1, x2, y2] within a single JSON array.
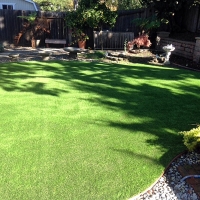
[[139, 0, 200, 32], [131, 15, 167, 49], [65, 0, 118, 49], [18, 12, 50, 48]]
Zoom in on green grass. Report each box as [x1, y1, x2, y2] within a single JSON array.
[[0, 60, 200, 200]]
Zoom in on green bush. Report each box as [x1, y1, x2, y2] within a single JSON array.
[[180, 125, 200, 152]]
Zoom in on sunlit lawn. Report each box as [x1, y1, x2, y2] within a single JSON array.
[[0, 60, 200, 200]]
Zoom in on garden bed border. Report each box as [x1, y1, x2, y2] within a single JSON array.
[[156, 34, 200, 63]]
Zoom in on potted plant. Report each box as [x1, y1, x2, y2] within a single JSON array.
[[65, 10, 89, 49], [71, 29, 89, 49], [65, 1, 117, 50], [18, 12, 49, 48]]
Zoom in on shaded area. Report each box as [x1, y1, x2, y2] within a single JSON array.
[[1, 61, 199, 165], [0, 62, 68, 96], [0, 60, 200, 199]]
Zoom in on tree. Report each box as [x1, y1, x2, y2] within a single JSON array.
[[34, 0, 73, 11], [66, 0, 118, 31], [139, 0, 200, 32], [65, 0, 118, 49], [35, 0, 142, 11], [117, 0, 142, 10]]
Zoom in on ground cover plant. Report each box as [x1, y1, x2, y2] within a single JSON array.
[[0, 60, 200, 199]]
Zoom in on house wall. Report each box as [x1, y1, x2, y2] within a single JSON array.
[[0, 0, 37, 11]]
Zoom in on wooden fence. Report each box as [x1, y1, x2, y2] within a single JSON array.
[[0, 10, 67, 47], [94, 31, 134, 49], [0, 8, 152, 48], [0, 7, 199, 49]]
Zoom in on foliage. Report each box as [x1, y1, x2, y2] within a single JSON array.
[[35, 0, 142, 11], [132, 15, 168, 33], [117, 0, 142, 10], [82, 5, 117, 29], [127, 33, 151, 48], [65, 0, 118, 48], [71, 29, 89, 41], [18, 13, 49, 40], [18, 12, 37, 24], [34, 0, 73, 11], [69, 28, 89, 45], [65, 10, 88, 45], [65, 0, 118, 30], [81, 0, 142, 11], [139, 0, 200, 31], [180, 125, 200, 152], [139, 0, 200, 13]]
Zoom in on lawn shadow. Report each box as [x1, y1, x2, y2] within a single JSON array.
[[0, 59, 200, 167], [0, 61, 68, 96], [58, 61, 200, 167]]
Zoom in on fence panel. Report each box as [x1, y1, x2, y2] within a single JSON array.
[[0, 8, 199, 48], [0, 10, 68, 47], [0, 10, 23, 45], [94, 31, 134, 49]]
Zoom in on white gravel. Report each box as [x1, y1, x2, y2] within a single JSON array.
[[130, 152, 200, 200]]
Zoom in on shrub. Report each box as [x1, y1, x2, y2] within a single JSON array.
[[179, 125, 200, 152], [128, 33, 151, 49], [132, 15, 162, 33]]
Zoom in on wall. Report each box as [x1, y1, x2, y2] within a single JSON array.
[[0, 10, 67, 47], [0, 0, 36, 11], [193, 37, 200, 63], [157, 37, 195, 60]]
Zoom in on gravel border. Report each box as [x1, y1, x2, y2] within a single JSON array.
[[130, 151, 200, 200]]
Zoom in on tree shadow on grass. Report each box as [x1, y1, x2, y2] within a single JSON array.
[[58, 61, 200, 166], [0, 61, 68, 96], [0, 60, 200, 167]]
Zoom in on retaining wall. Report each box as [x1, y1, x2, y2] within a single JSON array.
[[157, 38, 195, 60], [193, 37, 200, 63]]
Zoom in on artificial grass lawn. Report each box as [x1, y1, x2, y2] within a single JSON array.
[[0, 60, 200, 200]]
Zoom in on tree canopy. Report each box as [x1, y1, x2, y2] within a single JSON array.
[[34, 0, 142, 11], [65, 0, 118, 31], [138, 0, 200, 32], [34, 0, 73, 11], [139, 0, 200, 20]]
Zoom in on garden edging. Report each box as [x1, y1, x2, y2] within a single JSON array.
[[129, 151, 187, 200]]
